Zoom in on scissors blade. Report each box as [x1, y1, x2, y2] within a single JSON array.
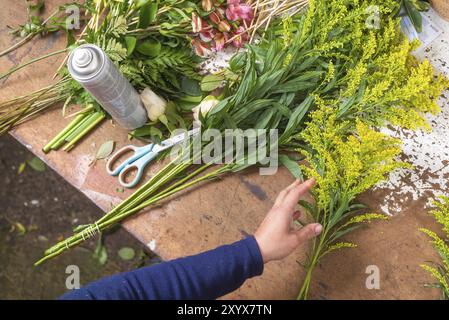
[[152, 128, 200, 153]]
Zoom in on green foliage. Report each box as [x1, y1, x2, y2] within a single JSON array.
[[402, 0, 430, 33], [27, 156, 46, 172], [420, 197, 449, 299], [118, 247, 136, 261]]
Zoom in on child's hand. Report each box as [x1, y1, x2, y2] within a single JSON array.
[[254, 179, 322, 263]]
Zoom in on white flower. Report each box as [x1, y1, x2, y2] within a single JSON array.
[[140, 87, 167, 122], [192, 96, 219, 125]]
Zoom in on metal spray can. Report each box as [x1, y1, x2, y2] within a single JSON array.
[[67, 44, 148, 130]]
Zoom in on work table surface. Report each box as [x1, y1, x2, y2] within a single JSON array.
[[1, 0, 448, 299]]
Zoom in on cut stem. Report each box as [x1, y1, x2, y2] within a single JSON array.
[[0, 48, 68, 81]]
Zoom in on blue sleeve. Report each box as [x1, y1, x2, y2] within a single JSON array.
[[60, 236, 264, 300]]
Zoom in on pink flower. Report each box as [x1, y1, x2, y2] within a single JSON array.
[[217, 20, 231, 33], [226, 1, 254, 22], [231, 26, 249, 48], [213, 32, 229, 51], [200, 28, 215, 42], [191, 12, 203, 33], [209, 10, 223, 25], [192, 39, 212, 57]]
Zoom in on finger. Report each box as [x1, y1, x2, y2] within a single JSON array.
[[293, 223, 322, 245], [285, 179, 301, 192], [282, 178, 315, 210], [274, 179, 301, 207]]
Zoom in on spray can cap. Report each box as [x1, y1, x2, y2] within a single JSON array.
[[68, 45, 105, 81]]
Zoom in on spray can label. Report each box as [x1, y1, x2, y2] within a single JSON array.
[[67, 44, 147, 130]]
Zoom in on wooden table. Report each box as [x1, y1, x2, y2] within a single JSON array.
[[1, 0, 447, 299]]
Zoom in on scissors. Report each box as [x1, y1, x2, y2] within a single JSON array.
[[106, 128, 200, 188]]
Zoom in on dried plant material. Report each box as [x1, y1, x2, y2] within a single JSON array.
[[96, 140, 115, 160]]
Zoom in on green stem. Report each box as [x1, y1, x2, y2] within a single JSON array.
[[63, 112, 105, 151], [297, 229, 328, 300], [0, 33, 34, 57], [35, 164, 231, 265], [0, 48, 67, 81], [43, 160, 191, 255], [0, 9, 61, 58], [42, 113, 88, 153]]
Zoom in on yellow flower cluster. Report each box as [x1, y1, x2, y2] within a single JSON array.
[[343, 213, 389, 228], [431, 196, 449, 235], [325, 242, 358, 256], [420, 264, 449, 295], [341, 19, 449, 130], [324, 61, 335, 83], [420, 197, 449, 298], [300, 0, 448, 130], [298, 105, 408, 209]]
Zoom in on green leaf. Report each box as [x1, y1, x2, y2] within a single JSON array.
[[93, 237, 108, 265], [137, 40, 161, 57], [66, 30, 76, 47], [136, 0, 151, 8], [29, 0, 45, 12], [125, 36, 137, 56], [404, 0, 423, 33], [27, 157, 46, 172], [131, 125, 163, 139], [96, 140, 115, 160], [201, 74, 224, 92], [280, 96, 314, 143], [181, 77, 201, 96], [410, 0, 430, 11], [118, 247, 136, 261], [229, 52, 246, 72], [271, 79, 318, 94], [139, 2, 158, 29], [279, 154, 303, 180]]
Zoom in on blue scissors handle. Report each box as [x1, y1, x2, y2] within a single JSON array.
[[117, 150, 159, 188], [106, 144, 154, 177]]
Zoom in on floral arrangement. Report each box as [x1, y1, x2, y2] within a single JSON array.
[[191, 0, 253, 56], [1, 0, 449, 300], [34, 1, 449, 303]]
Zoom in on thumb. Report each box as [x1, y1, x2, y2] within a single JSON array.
[[293, 223, 322, 245]]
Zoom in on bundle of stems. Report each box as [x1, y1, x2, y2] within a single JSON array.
[[0, 77, 70, 135], [42, 108, 105, 152], [246, 0, 309, 43], [36, 149, 236, 265], [294, 109, 407, 299]]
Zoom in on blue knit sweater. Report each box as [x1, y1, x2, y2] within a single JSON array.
[[60, 236, 264, 300]]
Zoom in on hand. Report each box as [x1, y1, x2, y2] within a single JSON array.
[[254, 179, 322, 263]]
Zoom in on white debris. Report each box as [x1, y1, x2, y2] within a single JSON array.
[[147, 239, 157, 251], [375, 12, 449, 215]]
